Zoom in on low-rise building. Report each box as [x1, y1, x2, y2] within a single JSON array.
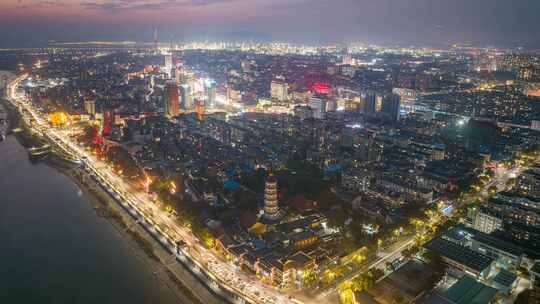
[[470, 231, 525, 269], [424, 237, 493, 279], [442, 275, 498, 304]]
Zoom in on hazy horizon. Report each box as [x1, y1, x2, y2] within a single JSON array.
[[1, 0, 539, 48]]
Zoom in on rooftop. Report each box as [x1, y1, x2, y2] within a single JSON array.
[[471, 230, 524, 257], [424, 237, 493, 273], [492, 269, 517, 288], [443, 224, 477, 243], [444, 276, 498, 304]]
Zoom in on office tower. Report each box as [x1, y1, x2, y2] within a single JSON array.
[[310, 95, 327, 120], [165, 82, 179, 117], [180, 84, 193, 110], [84, 98, 96, 116], [262, 173, 281, 222], [270, 80, 288, 101], [363, 90, 376, 114], [203, 79, 216, 108], [174, 68, 182, 83], [164, 54, 173, 78], [381, 93, 401, 122], [375, 95, 383, 112], [188, 78, 197, 95]]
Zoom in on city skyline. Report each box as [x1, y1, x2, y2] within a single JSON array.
[[1, 0, 540, 48], [2, 2, 540, 304]]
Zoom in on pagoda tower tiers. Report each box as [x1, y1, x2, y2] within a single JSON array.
[[262, 172, 282, 223]]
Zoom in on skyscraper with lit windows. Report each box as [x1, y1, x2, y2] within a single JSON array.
[[310, 95, 327, 120], [363, 90, 377, 114], [180, 84, 193, 110], [381, 93, 401, 123], [270, 80, 288, 101], [165, 82, 179, 117]]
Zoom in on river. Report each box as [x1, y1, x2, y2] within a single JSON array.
[[0, 133, 181, 304]]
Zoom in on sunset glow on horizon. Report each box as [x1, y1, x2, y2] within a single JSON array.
[[1, 0, 539, 48]]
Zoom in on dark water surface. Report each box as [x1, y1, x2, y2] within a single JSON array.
[[0, 135, 180, 304]]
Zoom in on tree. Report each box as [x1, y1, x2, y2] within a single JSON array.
[[402, 246, 419, 259], [106, 146, 142, 179], [354, 272, 374, 290], [327, 208, 348, 230], [370, 268, 384, 282], [192, 225, 214, 249], [422, 250, 446, 274], [339, 274, 373, 304]]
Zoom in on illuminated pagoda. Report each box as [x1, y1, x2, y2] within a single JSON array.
[[262, 172, 282, 223]]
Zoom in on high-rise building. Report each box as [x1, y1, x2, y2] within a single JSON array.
[[164, 54, 173, 78], [392, 87, 417, 104], [363, 90, 377, 114], [174, 68, 183, 83], [203, 79, 216, 108], [310, 95, 327, 120], [165, 82, 179, 117], [473, 207, 503, 234], [84, 98, 96, 116], [180, 84, 193, 110], [375, 95, 383, 112], [519, 66, 539, 82], [381, 93, 401, 122], [270, 80, 288, 101], [262, 173, 281, 222]]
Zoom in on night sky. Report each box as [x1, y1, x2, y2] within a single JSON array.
[[1, 0, 539, 48]]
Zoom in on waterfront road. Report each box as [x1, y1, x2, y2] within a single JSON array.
[[7, 74, 301, 304]]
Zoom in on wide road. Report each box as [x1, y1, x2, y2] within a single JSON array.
[[317, 158, 526, 301], [7, 74, 298, 304]]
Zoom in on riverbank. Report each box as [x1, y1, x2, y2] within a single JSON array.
[[67, 166, 203, 304], [1, 97, 211, 304]]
